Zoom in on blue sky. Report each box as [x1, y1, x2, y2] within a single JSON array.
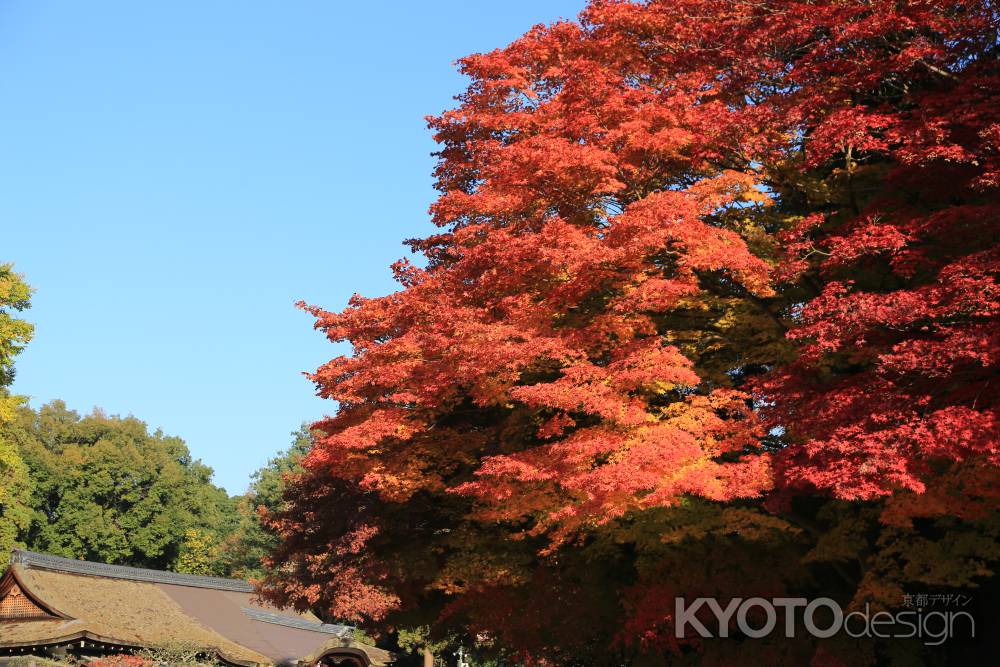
[[1, 1, 584, 493]]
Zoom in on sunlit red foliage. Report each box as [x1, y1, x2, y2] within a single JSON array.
[[263, 1, 999, 663], [725, 0, 1000, 517]]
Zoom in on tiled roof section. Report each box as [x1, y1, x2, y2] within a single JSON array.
[[242, 607, 353, 637], [10, 549, 254, 593]]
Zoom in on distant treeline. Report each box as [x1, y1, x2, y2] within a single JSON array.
[[0, 263, 309, 581], [0, 398, 308, 578]]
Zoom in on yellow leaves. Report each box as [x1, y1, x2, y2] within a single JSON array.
[[0, 264, 33, 309], [671, 295, 710, 312], [711, 307, 743, 332], [176, 528, 222, 576], [603, 502, 796, 552], [432, 547, 533, 595], [717, 507, 800, 541], [0, 394, 27, 424], [551, 268, 573, 283], [647, 379, 676, 394], [741, 186, 772, 205], [0, 265, 33, 420]]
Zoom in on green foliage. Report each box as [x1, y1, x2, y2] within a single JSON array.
[[0, 435, 32, 566], [351, 627, 376, 646], [137, 641, 222, 666], [397, 626, 448, 655], [218, 426, 310, 578], [2, 400, 239, 570], [0, 263, 34, 565], [0, 261, 303, 581], [2, 657, 71, 667], [0, 264, 33, 404]]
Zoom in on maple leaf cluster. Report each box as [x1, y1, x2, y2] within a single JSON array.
[[261, 1, 999, 663]]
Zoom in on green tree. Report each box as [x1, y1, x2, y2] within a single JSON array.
[[397, 627, 449, 667], [0, 263, 34, 565], [219, 426, 311, 578], [0, 436, 32, 566], [3, 400, 239, 570], [0, 264, 33, 418]]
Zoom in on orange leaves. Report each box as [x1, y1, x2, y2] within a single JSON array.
[[606, 338, 701, 392], [456, 385, 771, 540], [285, 0, 802, 566], [507, 340, 697, 426], [270, 2, 999, 659], [610, 276, 698, 313], [607, 189, 774, 296]]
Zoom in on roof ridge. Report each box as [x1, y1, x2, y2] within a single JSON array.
[[9, 549, 255, 593], [241, 607, 354, 637]]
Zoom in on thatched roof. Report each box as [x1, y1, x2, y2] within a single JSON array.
[[11, 550, 256, 592], [0, 550, 391, 667]]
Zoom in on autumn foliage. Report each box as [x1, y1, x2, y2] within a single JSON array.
[[263, 1, 999, 664]]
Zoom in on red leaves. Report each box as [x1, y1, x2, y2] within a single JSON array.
[[776, 405, 998, 502], [265, 1, 1000, 658], [805, 109, 893, 167], [822, 219, 911, 268], [300, 175, 777, 530]]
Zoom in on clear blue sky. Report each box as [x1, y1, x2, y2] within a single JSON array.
[[1, 1, 584, 493]]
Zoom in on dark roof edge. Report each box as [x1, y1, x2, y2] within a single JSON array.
[[0, 628, 259, 667], [9, 549, 255, 593], [241, 607, 354, 637]]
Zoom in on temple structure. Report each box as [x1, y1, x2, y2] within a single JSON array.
[[0, 550, 392, 667]]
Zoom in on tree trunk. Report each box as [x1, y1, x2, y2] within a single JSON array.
[[423, 646, 434, 667]]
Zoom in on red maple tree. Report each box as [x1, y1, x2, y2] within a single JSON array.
[[263, 2, 999, 663]]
